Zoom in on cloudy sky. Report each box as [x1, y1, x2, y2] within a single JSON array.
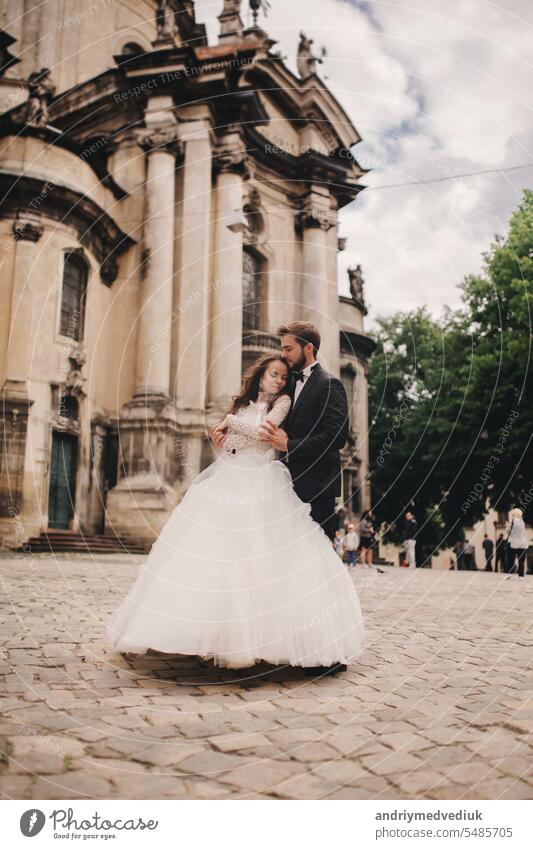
[[196, 0, 533, 325]]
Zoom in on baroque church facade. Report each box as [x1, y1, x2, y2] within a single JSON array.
[[0, 0, 374, 550]]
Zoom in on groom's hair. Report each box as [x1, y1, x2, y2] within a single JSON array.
[[277, 321, 321, 357]]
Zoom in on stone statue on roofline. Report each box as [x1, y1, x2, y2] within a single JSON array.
[[297, 32, 326, 79], [348, 265, 366, 311]]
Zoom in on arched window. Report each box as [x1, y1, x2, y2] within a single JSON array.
[[122, 42, 145, 56], [60, 251, 88, 341], [242, 250, 263, 331]]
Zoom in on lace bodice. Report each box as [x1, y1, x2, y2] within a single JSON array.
[[221, 395, 291, 452]]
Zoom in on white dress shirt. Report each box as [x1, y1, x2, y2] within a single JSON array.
[[293, 361, 318, 404]]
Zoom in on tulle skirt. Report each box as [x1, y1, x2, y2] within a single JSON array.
[[105, 446, 365, 668]]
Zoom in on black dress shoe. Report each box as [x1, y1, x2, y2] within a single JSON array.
[[303, 663, 347, 677]]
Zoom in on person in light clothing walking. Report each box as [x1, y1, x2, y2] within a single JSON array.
[[505, 508, 530, 580], [404, 511, 417, 569], [343, 523, 359, 568]]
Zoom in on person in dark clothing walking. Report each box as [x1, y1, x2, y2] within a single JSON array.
[[495, 533, 506, 573], [453, 540, 464, 571], [482, 534, 494, 572]]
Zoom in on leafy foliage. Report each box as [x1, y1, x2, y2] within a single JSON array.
[[368, 190, 533, 564]]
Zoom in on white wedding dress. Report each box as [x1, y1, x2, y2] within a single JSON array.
[[105, 395, 365, 669]]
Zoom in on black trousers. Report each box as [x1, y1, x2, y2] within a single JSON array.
[[310, 496, 336, 542], [508, 548, 527, 578]]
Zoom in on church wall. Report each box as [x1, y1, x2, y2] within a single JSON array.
[[1, 0, 156, 95]]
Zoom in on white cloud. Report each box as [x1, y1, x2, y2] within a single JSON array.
[[195, 0, 533, 323]]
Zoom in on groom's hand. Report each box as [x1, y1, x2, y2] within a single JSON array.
[[259, 421, 288, 452]]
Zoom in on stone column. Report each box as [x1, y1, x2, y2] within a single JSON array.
[[0, 214, 41, 545], [169, 105, 214, 484], [2, 213, 43, 398], [208, 133, 247, 414], [174, 104, 213, 412], [135, 123, 182, 398], [106, 108, 182, 546], [297, 190, 338, 373]]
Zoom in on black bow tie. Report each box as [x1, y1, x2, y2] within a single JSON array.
[[294, 364, 318, 383]]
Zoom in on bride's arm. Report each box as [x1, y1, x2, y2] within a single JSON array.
[[223, 396, 291, 441]]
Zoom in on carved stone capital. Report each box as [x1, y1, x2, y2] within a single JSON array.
[[137, 126, 183, 157], [12, 213, 44, 242], [296, 199, 337, 231], [214, 143, 250, 178]]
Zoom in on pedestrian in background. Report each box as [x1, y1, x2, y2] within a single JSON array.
[[463, 540, 476, 571], [343, 523, 359, 568], [495, 533, 506, 573], [482, 534, 494, 572], [358, 511, 376, 568], [453, 540, 464, 571], [334, 529, 345, 560], [404, 511, 417, 569], [505, 508, 530, 580]]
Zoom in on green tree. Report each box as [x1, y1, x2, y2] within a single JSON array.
[[368, 190, 533, 563]]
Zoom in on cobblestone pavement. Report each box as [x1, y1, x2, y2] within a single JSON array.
[[1, 553, 532, 800]]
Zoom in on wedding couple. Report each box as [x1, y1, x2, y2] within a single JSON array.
[[106, 322, 365, 676]]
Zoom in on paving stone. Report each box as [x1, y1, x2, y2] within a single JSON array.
[[0, 774, 34, 799], [388, 769, 457, 796], [210, 732, 272, 753], [31, 772, 113, 799], [178, 750, 253, 776], [360, 750, 422, 776], [131, 742, 203, 767], [220, 760, 304, 793]]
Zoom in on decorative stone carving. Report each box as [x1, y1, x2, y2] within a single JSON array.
[[214, 141, 250, 177], [305, 108, 338, 151], [22, 68, 55, 127], [296, 197, 337, 231], [348, 264, 366, 311], [297, 32, 326, 79], [12, 213, 43, 242], [154, 0, 178, 46], [100, 255, 118, 286], [137, 126, 182, 156], [63, 345, 87, 399], [243, 186, 267, 245]]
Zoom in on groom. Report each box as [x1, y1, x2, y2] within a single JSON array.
[[259, 322, 350, 677], [259, 321, 349, 544]]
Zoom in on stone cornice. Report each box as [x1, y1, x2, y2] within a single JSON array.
[[0, 120, 128, 200], [0, 171, 134, 286], [339, 328, 376, 360], [12, 212, 44, 242], [243, 124, 365, 209]]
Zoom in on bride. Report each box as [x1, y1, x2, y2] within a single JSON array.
[[105, 354, 365, 673]]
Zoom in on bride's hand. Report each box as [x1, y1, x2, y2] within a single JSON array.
[[211, 422, 227, 447]]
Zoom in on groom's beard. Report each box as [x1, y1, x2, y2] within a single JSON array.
[[292, 351, 307, 372]]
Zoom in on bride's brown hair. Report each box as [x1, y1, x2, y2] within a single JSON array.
[[228, 354, 290, 415]]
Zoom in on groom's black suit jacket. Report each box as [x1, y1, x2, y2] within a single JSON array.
[[281, 363, 349, 503]]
